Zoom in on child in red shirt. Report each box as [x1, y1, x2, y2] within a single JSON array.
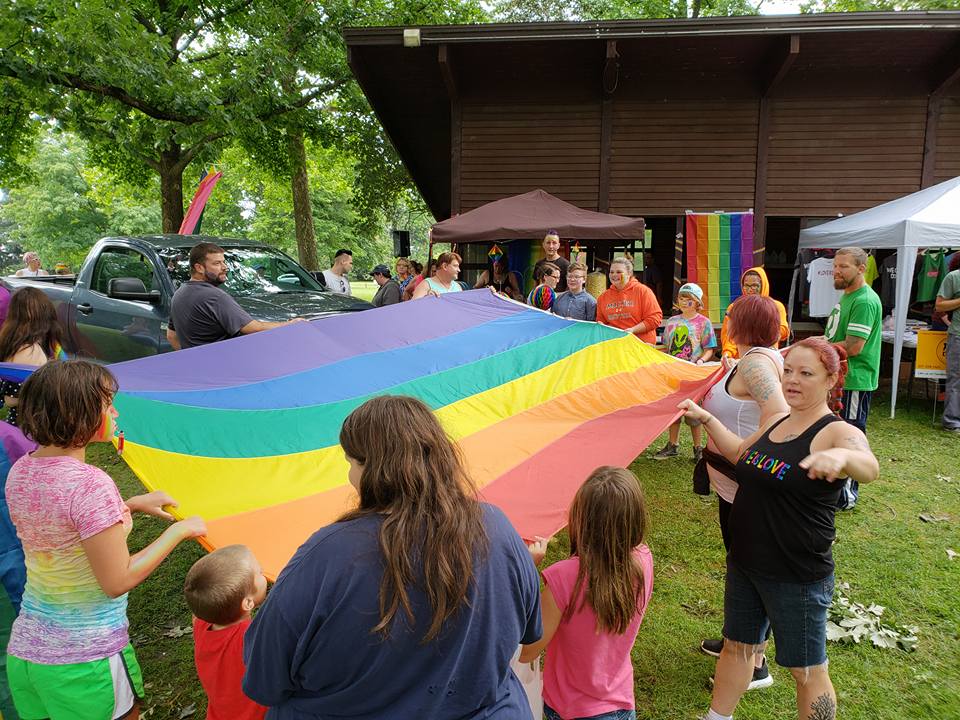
[[184, 545, 268, 720]]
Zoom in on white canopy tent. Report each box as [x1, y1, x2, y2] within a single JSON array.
[[796, 176, 960, 418]]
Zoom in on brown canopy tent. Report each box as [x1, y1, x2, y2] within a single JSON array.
[[430, 189, 645, 244]]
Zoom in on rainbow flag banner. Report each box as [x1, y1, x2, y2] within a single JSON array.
[[106, 291, 716, 579], [685, 211, 754, 324]]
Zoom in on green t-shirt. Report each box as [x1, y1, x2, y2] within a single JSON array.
[[939, 269, 960, 338], [824, 284, 882, 391], [915, 251, 949, 302]]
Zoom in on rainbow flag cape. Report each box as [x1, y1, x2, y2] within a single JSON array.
[[106, 292, 713, 578], [685, 211, 754, 324]]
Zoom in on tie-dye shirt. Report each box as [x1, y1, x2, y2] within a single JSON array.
[[5, 455, 131, 664]]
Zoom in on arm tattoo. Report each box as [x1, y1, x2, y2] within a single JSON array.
[[842, 434, 871, 452], [739, 356, 778, 405], [807, 693, 836, 720]]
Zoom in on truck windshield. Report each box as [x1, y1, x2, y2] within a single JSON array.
[[160, 246, 325, 295]]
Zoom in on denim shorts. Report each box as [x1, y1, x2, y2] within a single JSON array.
[[722, 560, 834, 668], [544, 703, 636, 720]]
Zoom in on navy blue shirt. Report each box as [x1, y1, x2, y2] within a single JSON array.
[[243, 503, 542, 719]]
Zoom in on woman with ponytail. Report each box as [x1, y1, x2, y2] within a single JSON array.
[[242, 395, 542, 720], [680, 337, 879, 720]]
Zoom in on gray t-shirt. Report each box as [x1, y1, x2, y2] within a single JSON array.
[[322, 269, 352, 296], [939, 269, 960, 337], [169, 281, 253, 349], [371, 279, 401, 307]]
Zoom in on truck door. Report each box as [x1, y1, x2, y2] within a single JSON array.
[[71, 246, 166, 361]]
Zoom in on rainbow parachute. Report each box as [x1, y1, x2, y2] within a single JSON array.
[[100, 291, 715, 579]]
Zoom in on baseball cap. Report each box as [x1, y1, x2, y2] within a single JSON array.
[[370, 264, 391, 277], [678, 282, 703, 302]]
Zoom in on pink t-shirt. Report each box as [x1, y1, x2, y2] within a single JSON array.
[[6, 455, 132, 664], [541, 546, 654, 718]]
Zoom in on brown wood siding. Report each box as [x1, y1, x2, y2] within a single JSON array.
[[607, 100, 759, 216], [935, 95, 960, 185], [765, 97, 926, 215], [459, 104, 601, 212]]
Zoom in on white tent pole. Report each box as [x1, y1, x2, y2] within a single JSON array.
[[890, 246, 918, 419]]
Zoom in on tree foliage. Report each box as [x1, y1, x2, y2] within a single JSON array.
[[490, 0, 761, 20], [801, 0, 960, 10]]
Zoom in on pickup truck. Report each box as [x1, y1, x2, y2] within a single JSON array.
[[2, 235, 372, 362]]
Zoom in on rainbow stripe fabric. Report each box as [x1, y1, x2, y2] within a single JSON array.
[[101, 291, 716, 579], [685, 212, 754, 324]]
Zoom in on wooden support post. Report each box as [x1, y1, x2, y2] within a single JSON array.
[[598, 40, 618, 213], [921, 40, 960, 189], [438, 45, 462, 216], [753, 34, 799, 261]]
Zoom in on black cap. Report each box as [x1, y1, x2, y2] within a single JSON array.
[[370, 264, 391, 277]]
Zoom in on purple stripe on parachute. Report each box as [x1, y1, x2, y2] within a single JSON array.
[[111, 290, 524, 392]]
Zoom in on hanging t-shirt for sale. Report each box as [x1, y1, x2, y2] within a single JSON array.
[[880, 253, 898, 309], [915, 251, 949, 303], [806, 257, 842, 317]]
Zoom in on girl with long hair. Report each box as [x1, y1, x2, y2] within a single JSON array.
[[680, 338, 879, 720], [519, 466, 653, 720], [0, 287, 66, 427], [243, 395, 542, 719]]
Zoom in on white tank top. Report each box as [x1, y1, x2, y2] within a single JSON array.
[[702, 346, 784, 503]]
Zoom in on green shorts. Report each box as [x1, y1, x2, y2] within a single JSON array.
[[7, 644, 144, 720]]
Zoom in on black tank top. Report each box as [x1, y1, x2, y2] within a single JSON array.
[[729, 413, 845, 583]]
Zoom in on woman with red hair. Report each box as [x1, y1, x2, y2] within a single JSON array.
[[681, 337, 879, 720], [695, 294, 789, 688]]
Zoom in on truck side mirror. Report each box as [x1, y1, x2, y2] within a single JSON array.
[[108, 277, 161, 304]]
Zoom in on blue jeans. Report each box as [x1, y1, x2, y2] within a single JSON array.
[[543, 704, 636, 720], [723, 560, 833, 668]]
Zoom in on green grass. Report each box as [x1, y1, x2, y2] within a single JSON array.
[[351, 280, 377, 302], [98, 392, 960, 719]]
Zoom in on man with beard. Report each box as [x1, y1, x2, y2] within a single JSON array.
[[823, 247, 882, 510], [167, 242, 302, 350]]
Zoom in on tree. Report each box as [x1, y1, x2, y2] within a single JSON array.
[[801, 0, 960, 9], [0, 0, 348, 232], [0, 133, 157, 269], [490, 0, 760, 20]]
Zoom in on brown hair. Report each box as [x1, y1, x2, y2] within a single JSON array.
[[535, 261, 560, 283], [338, 395, 487, 642], [18, 360, 118, 448], [0, 288, 64, 362], [568, 261, 588, 276], [189, 242, 225, 273], [784, 337, 849, 414], [436, 252, 461, 270], [727, 294, 781, 348], [184, 545, 257, 625], [566, 466, 649, 634]]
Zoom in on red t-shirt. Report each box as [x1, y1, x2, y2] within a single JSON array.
[[193, 617, 267, 720]]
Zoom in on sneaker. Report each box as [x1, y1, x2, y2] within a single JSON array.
[[693, 446, 703, 463], [700, 638, 723, 657], [707, 659, 774, 692], [653, 443, 679, 460], [747, 659, 774, 690]]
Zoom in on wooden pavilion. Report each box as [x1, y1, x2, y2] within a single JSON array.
[[344, 12, 960, 305]]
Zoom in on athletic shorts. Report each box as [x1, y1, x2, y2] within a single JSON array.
[[7, 644, 144, 720]]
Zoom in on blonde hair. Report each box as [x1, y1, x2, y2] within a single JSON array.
[[835, 247, 868, 267], [610, 257, 634, 274], [184, 545, 257, 625], [568, 261, 588, 276]]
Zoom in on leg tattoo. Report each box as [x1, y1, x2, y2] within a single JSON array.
[[807, 693, 836, 720]]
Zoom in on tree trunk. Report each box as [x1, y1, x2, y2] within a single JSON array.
[[159, 145, 185, 233], [289, 130, 319, 270]]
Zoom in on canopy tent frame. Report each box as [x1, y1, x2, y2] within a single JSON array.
[[792, 177, 960, 418]]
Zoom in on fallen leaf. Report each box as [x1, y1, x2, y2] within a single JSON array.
[[947, 548, 958, 560], [919, 513, 950, 523], [162, 625, 193, 638], [178, 704, 196, 719]]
